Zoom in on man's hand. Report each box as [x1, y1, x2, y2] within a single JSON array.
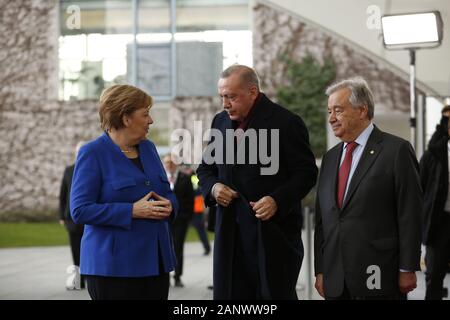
[[250, 196, 277, 221], [399, 271, 417, 293], [315, 273, 325, 298], [212, 183, 238, 207]]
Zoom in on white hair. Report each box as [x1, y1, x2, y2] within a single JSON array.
[[325, 77, 375, 119]]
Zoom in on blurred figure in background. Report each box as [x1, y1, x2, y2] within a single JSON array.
[[420, 103, 450, 300], [428, 103, 450, 145], [191, 174, 211, 256], [59, 141, 86, 290], [163, 154, 194, 288]]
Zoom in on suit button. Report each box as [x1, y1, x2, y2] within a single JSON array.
[[145, 181, 151, 186]]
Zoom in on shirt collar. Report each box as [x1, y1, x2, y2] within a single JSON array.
[[343, 122, 374, 150]]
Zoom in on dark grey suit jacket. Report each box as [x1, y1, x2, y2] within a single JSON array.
[[314, 126, 422, 297]]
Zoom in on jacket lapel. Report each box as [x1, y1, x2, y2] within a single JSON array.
[[328, 143, 344, 208], [341, 126, 384, 210], [247, 94, 273, 130], [221, 113, 235, 184]]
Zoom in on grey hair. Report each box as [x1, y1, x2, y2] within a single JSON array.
[[325, 77, 375, 119], [220, 64, 260, 90]]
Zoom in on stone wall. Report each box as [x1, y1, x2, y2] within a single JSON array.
[[252, 2, 418, 114], [170, 97, 222, 165], [0, 0, 222, 219], [0, 0, 100, 220]]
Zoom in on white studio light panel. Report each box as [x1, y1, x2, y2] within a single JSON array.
[[381, 11, 443, 49]]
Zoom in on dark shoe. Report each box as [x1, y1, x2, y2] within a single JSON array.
[[174, 278, 184, 288], [203, 248, 211, 256]]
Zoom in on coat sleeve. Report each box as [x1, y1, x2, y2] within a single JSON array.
[[70, 146, 133, 229], [394, 140, 423, 271], [270, 114, 318, 219]]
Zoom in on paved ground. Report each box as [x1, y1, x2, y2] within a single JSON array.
[[0, 240, 448, 300]]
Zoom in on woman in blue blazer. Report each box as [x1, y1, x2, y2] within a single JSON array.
[[70, 85, 178, 300]]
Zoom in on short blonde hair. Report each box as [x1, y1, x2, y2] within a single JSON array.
[[99, 85, 153, 130]]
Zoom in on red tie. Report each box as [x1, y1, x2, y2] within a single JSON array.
[[337, 142, 358, 209]]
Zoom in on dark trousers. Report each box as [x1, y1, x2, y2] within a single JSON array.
[[171, 216, 190, 280], [192, 213, 211, 252], [425, 213, 450, 300], [68, 232, 82, 267], [326, 282, 406, 300], [68, 231, 85, 288], [85, 274, 170, 300]]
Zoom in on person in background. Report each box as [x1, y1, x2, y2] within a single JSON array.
[[191, 174, 211, 256], [163, 154, 195, 288], [70, 84, 178, 300], [59, 141, 86, 290], [428, 103, 450, 145], [420, 102, 450, 300]]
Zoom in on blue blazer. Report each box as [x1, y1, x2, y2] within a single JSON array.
[[70, 132, 178, 277]]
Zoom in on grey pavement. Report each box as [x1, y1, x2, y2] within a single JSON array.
[[0, 240, 447, 300]]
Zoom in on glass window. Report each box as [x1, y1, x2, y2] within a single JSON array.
[[58, 0, 251, 101], [59, 0, 134, 100]]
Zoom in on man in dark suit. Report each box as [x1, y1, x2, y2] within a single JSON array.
[[59, 142, 85, 289], [163, 154, 195, 288], [314, 77, 422, 300], [197, 65, 317, 299]]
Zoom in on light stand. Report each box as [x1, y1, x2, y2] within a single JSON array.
[[381, 11, 443, 150], [409, 49, 416, 148]]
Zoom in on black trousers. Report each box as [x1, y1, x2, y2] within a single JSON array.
[[425, 213, 450, 300], [85, 274, 169, 300], [191, 213, 211, 252], [68, 231, 82, 267], [171, 216, 191, 280], [326, 282, 406, 300], [68, 231, 85, 288]]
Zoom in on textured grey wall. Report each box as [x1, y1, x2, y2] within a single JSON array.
[[0, 0, 99, 220]]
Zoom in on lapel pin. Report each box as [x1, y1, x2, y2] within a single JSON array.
[[370, 150, 374, 154]]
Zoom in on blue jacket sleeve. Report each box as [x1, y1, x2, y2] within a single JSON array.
[[70, 146, 133, 229]]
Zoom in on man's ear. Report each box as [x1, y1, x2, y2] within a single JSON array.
[[249, 85, 258, 99], [360, 105, 369, 119]]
